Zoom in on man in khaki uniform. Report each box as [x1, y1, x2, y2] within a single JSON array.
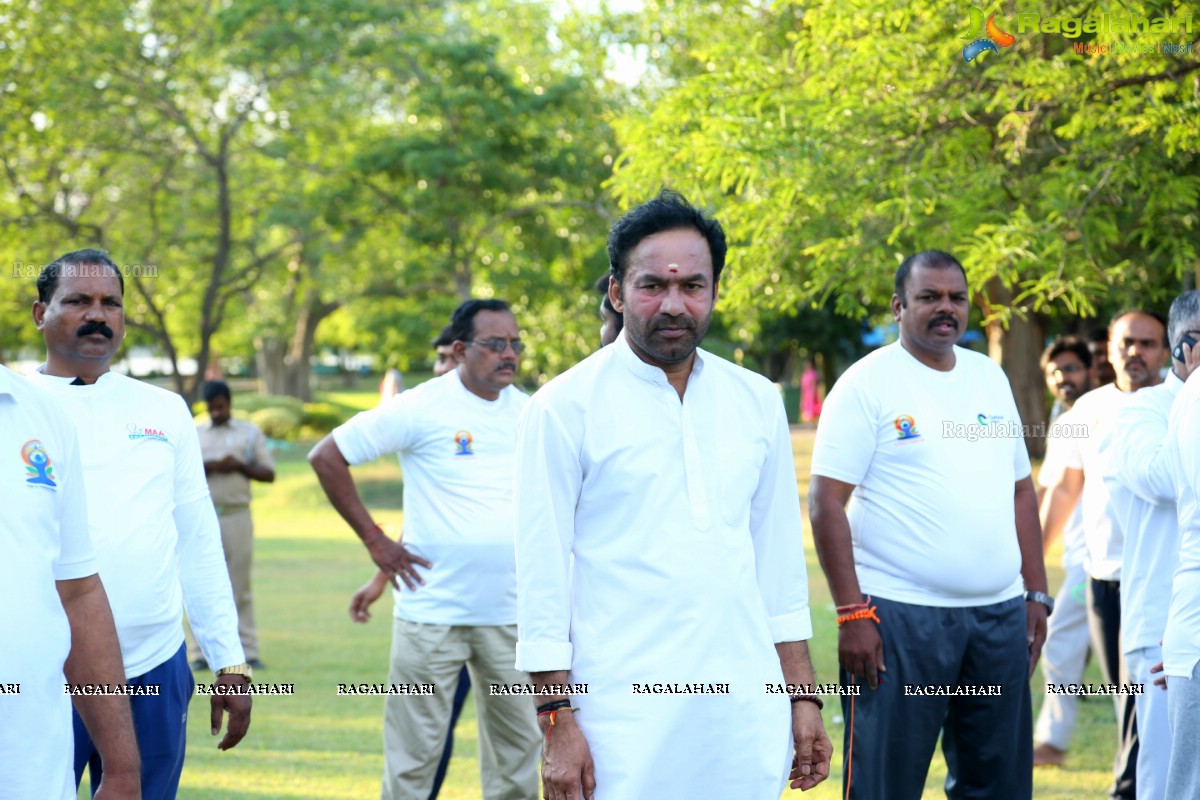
[[192, 380, 275, 669]]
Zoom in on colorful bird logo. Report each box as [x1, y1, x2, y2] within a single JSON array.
[[961, 6, 1016, 62]]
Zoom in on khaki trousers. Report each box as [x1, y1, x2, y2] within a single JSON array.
[[187, 506, 258, 663], [382, 620, 539, 800]]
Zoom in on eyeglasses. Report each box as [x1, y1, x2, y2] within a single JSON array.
[[1045, 363, 1084, 380], [465, 338, 526, 354]]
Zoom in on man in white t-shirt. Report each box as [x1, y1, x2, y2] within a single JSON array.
[[309, 299, 539, 800], [28, 249, 251, 799], [1033, 337, 1093, 767], [1042, 309, 1169, 800], [1, 364, 140, 800], [810, 250, 1049, 800], [1102, 293, 1200, 800]]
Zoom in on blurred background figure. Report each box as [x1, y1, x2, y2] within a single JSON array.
[[800, 359, 822, 423]]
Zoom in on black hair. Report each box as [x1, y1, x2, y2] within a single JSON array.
[[450, 299, 512, 340], [1109, 309, 1168, 348], [893, 250, 967, 305], [1085, 326, 1109, 345], [201, 380, 231, 403], [431, 323, 457, 348], [37, 249, 124, 303], [594, 273, 617, 315], [606, 189, 726, 289], [1039, 336, 1092, 372]]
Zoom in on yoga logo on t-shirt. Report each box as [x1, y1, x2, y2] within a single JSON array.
[[454, 430, 474, 456], [21, 439, 57, 489], [894, 415, 920, 440]]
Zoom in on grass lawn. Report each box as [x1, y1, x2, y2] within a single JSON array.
[[84, 403, 1120, 798]]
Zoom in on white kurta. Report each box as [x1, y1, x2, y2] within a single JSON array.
[[514, 332, 813, 799]]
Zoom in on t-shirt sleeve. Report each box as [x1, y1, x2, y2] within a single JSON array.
[[53, 416, 98, 581], [173, 395, 213, 506], [810, 366, 875, 486], [333, 394, 416, 465]]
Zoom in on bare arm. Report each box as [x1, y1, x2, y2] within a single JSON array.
[[809, 475, 885, 689], [776, 641, 832, 791], [1039, 467, 1083, 553], [530, 670, 594, 800], [1015, 476, 1049, 677], [237, 460, 275, 483], [307, 435, 430, 589], [57, 574, 140, 798]]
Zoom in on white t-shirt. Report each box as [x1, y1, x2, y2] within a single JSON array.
[[1164, 374, 1200, 678], [811, 343, 1031, 606], [0, 365, 97, 800], [1038, 407, 1086, 569], [333, 369, 527, 625], [1104, 373, 1183, 653], [27, 370, 243, 677], [1063, 384, 1135, 581]]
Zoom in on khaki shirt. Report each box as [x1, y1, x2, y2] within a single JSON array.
[[197, 417, 273, 508]]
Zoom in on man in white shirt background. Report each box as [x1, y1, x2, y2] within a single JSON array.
[[1033, 336, 1093, 767], [810, 249, 1049, 800], [1041, 308, 1169, 800], [515, 190, 831, 800], [347, 319, 474, 800], [309, 298, 539, 800], [1, 364, 140, 800], [29, 249, 252, 799], [1103, 292, 1200, 799]]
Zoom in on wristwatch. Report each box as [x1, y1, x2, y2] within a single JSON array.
[[1024, 591, 1055, 614], [216, 663, 254, 682]]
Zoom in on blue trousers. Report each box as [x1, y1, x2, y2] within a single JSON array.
[[74, 643, 194, 800], [839, 595, 1033, 800]]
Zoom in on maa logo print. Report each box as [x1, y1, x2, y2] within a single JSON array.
[[961, 6, 1017, 62]]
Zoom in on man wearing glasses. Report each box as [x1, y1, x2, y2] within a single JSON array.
[[309, 299, 539, 800]]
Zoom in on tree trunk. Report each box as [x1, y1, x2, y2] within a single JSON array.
[[983, 280, 1047, 460]]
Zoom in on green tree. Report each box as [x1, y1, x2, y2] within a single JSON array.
[[608, 0, 1199, 453]]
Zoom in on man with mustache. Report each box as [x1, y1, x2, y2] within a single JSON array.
[[28, 249, 251, 799], [515, 190, 831, 799], [810, 250, 1049, 800], [309, 298, 539, 800], [1042, 309, 1169, 800], [1033, 337, 1093, 767]]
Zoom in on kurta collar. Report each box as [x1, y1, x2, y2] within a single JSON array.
[[612, 328, 708, 387], [1165, 369, 1186, 396], [35, 367, 119, 390]]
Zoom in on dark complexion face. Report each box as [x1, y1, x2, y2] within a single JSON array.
[[207, 395, 232, 426], [1109, 312, 1167, 392], [612, 228, 716, 370], [32, 268, 125, 378], [454, 310, 521, 401], [891, 263, 969, 368], [1044, 352, 1090, 409]]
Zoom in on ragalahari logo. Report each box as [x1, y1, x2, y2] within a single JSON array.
[[961, 6, 1017, 62]]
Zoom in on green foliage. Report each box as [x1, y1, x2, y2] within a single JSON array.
[[300, 401, 347, 434], [249, 406, 305, 440], [608, 0, 1200, 331]]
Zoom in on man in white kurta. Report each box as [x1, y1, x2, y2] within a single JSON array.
[[514, 190, 829, 799], [1102, 292, 1200, 800], [1164, 361, 1200, 798]]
